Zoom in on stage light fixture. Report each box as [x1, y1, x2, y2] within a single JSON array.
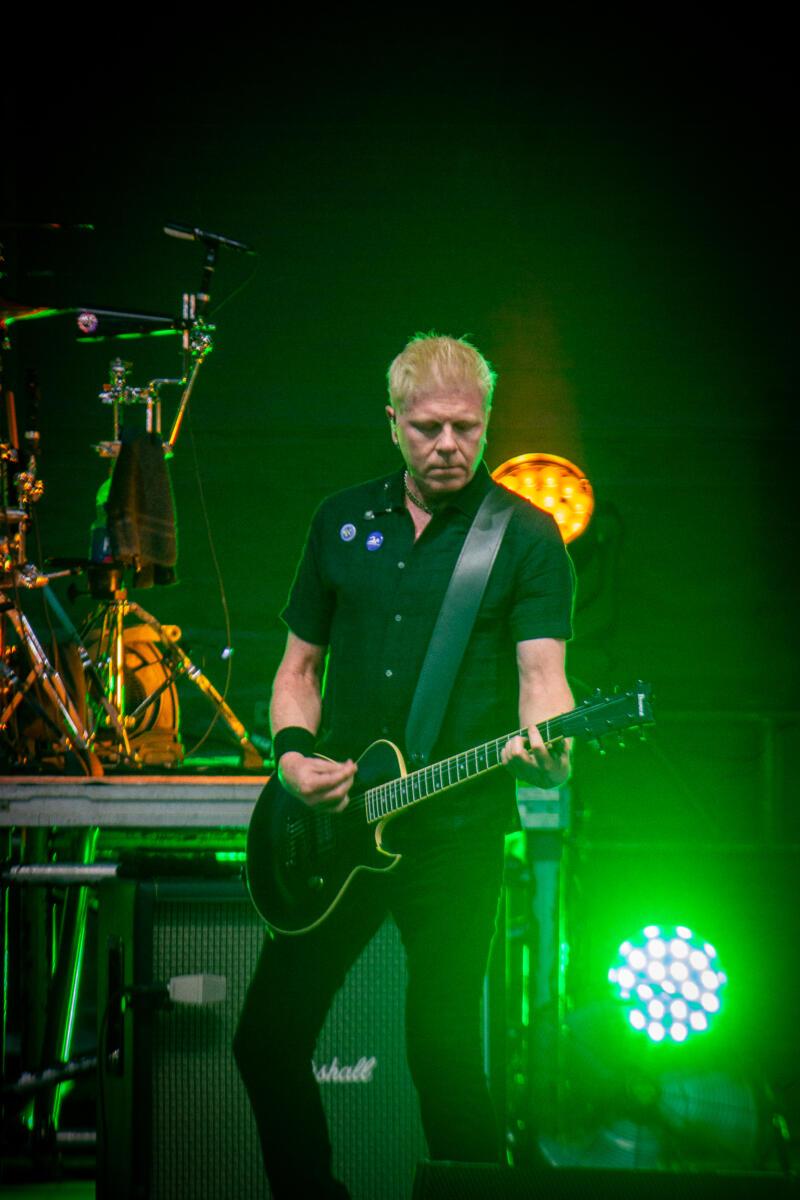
[[608, 924, 727, 1043], [491, 453, 594, 543]]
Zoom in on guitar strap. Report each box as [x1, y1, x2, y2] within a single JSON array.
[[404, 485, 515, 767]]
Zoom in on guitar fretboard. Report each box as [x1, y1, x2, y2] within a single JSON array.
[[364, 715, 571, 824]]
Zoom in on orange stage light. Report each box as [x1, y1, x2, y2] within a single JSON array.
[[491, 453, 594, 543]]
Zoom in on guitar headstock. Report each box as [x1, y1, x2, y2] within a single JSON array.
[[563, 681, 654, 745]]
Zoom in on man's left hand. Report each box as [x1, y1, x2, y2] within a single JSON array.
[[501, 727, 571, 789]]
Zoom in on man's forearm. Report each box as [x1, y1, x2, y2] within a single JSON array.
[[269, 647, 355, 807], [270, 669, 322, 736], [504, 638, 573, 788]]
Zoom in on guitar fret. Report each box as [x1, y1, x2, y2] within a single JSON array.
[[371, 735, 520, 822], [254, 685, 651, 940], [361, 688, 650, 829]]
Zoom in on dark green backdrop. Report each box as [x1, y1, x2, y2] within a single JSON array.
[[5, 31, 797, 1138]]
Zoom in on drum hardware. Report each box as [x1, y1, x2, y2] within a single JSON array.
[[0, 224, 261, 771], [74, 305, 179, 342], [78, 596, 261, 768], [69, 227, 262, 768], [0, 587, 100, 774], [94, 357, 185, 460], [1, 365, 102, 773]]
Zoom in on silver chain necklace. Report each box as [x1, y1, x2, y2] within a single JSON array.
[[403, 471, 435, 515]]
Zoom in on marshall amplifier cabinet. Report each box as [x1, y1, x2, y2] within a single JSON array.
[[96, 875, 427, 1200]]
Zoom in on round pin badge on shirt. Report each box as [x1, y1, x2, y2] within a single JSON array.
[[365, 531, 384, 551], [340, 523, 357, 542]]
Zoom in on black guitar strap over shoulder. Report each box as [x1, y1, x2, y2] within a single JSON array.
[[404, 485, 515, 767]]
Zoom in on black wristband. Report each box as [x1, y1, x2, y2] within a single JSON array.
[[272, 726, 316, 762]]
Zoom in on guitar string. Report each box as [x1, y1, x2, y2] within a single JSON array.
[[278, 693, 645, 867], [287, 696, 642, 835], [361, 710, 583, 822], [338, 718, 566, 827], [348, 693, 638, 823], [325, 715, 575, 830]]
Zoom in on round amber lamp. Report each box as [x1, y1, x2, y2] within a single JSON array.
[[491, 453, 594, 543]]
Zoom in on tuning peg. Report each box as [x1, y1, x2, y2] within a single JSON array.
[[588, 738, 607, 756], [617, 735, 626, 750], [638, 728, 648, 743]]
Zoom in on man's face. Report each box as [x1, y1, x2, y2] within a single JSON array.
[[386, 384, 489, 504]]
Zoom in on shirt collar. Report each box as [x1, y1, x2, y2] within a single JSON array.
[[378, 462, 493, 518]]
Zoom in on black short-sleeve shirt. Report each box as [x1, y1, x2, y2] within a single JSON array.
[[282, 465, 574, 836]]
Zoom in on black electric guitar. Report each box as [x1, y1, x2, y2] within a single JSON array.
[[246, 682, 653, 935]]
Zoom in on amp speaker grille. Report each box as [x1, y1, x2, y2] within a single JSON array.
[[100, 877, 426, 1199]]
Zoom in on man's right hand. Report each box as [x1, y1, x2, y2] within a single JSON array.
[[277, 752, 357, 812]]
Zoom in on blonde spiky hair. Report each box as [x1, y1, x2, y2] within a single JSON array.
[[387, 332, 496, 412]]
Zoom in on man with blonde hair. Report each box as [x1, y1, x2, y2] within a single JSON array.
[[387, 332, 496, 412], [235, 333, 574, 1198]]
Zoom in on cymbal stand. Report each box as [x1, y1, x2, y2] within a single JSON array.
[[0, 377, 100, 773]]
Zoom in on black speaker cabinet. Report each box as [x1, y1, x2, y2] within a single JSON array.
[[97, 875, 426, 1199], [412, 1161, 799, 1199]]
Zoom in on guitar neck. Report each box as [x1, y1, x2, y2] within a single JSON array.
[[364, 712, 574, 825]]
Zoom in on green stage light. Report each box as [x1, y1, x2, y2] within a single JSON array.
[[608, 924, 727, 1043]]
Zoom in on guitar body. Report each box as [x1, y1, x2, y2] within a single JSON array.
[[246, 683, 653, 937], [246, 739, 407, 935]]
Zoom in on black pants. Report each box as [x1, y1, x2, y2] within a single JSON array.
[[233, 825, 506, 1198]]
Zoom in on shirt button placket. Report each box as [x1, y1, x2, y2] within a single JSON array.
[[384, 545, 410, 712]]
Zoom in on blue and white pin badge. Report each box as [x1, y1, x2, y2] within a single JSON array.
[[340, 523, 357, 542], [366, 531, 384, 552]]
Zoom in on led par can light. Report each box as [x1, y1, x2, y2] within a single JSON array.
[[608, 924, 727, 1043]]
